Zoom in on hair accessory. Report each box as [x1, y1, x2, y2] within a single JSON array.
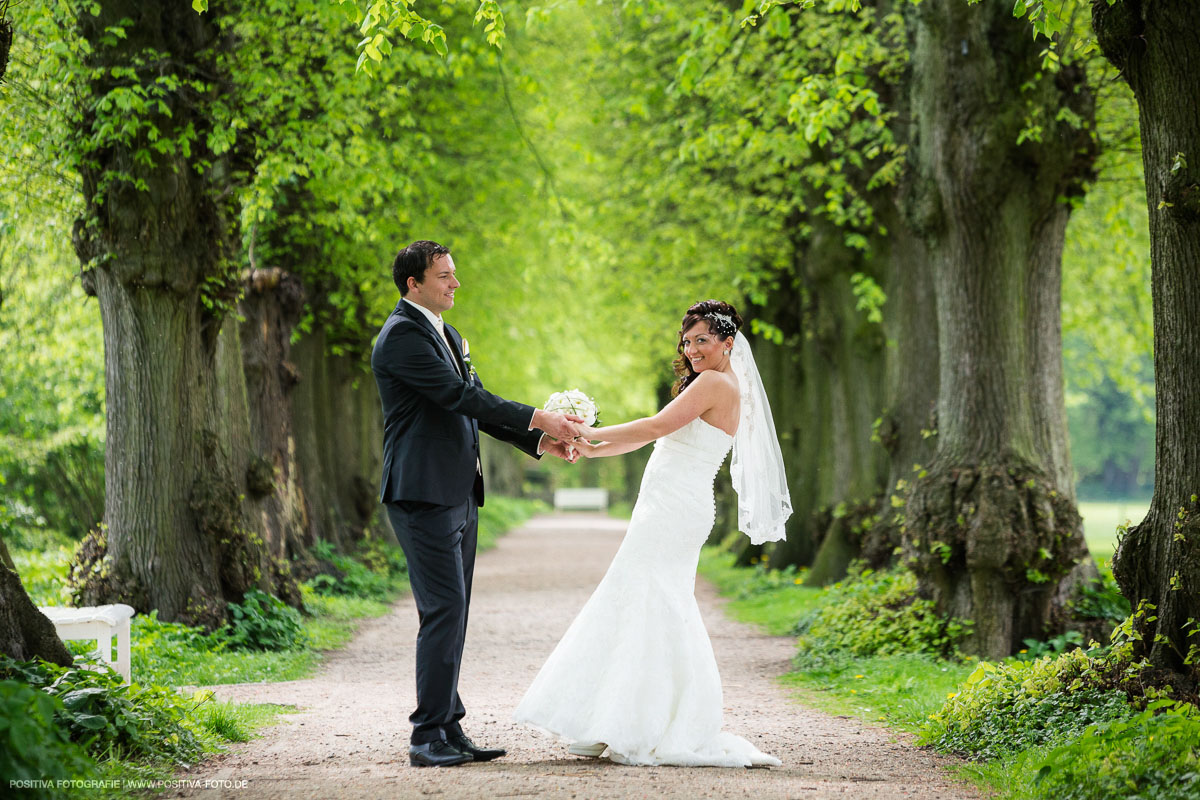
[[705, 312, 737, 336]]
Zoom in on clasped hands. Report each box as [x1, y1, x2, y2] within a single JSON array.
[[532, 409, 601, 464]]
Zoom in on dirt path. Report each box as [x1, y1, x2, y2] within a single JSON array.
[[168, 513, 979, 799]]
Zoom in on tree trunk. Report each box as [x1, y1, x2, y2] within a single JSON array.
[[238, 267, 311, 604], [1094, 0, 1200, 675], [859, 210, 939, 567], [759, 224, 889, 583], [291, 330, 382, 550], [0, 538, 72, 665], [0, 13, 11, 83], [901, 0, 1097, 658], [67, 2, 268, 628]]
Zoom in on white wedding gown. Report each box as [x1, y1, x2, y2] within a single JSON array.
[[514, 416, 781, 767]]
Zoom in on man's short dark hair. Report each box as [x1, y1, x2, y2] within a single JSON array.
[[393, 240, 451, 295]]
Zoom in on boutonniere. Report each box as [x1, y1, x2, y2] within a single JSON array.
[[461, 338, 478, 380]]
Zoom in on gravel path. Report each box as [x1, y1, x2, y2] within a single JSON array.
[[168, 513, 979, 799]]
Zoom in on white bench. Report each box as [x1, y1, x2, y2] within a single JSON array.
[[553, 487, 610, 511], [38, 604, 136, 683]]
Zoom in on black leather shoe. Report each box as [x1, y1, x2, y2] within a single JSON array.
[[409, 740, 473, 767], [448, 733, 506, 762]]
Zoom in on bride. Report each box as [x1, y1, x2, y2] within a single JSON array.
[[513, 299, 792, 768]]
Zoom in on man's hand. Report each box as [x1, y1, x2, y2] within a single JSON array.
[[531, 408, 585, 440], [542, 438, 579, 464]]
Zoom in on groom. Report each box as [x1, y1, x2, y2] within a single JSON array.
[[372, 239, 582, 768]]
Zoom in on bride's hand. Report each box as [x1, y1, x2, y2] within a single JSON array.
[[574, 424, 598, 441], [570, 438, 602, 458]]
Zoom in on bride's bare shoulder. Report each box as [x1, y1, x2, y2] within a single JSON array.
[[691, 369, 739, 398]]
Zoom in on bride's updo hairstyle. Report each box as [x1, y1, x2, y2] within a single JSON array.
[[672, 299, 743, 397]]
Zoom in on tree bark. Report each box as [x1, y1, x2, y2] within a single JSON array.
[[239, 268, 312, 553], [0, 12, 11, 84], [1094, 0, 1200, 675], [67, 2, 269, 628], [759, 224, 889, 583], [859, 208, 939, 567], [237, 267, 311, 604], [901, 0, 1097, 658], [291, 330, 382, 550], [0, 539, 72, 665]]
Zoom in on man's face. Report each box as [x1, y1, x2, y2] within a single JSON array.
[[407, 253, 459, 315]]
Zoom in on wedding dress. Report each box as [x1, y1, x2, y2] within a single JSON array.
[[513, 415, 782, 767]]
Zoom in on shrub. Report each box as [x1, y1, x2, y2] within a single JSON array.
[[1030, 702, 1200, 800], [1016, 629, 1085, 661], [1071, 568, 1130, 624], [793, 565, 970, 668], [0, 679, 97, 796], [0, 656, 205, 766], [923, 650, 1133, 760], [306, 539, 395, 601], [221, 589, 306, 651]]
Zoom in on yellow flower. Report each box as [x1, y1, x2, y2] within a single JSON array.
[[850, 689, 857, 694], [793, 577, 803, 584], [947, 692, 958, 699], [1019, 649, 1028, 654], [878, 716, 886, 720], [855, 675, 865, 679]]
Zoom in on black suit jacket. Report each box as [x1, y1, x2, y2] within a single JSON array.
[[371, 299, 543, 507]]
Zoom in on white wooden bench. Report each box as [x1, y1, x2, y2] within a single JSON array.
[[553, 487, 610, 511], [37, 604, 136, 683]]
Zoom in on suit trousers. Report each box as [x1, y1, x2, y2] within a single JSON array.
[[386, 497, 479, 745]]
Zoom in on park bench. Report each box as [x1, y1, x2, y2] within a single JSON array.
[[553, 487, 610, 511], [37, 604, 136, 683]]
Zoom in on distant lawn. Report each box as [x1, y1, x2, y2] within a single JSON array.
[[1078, 500, 1149, 563]]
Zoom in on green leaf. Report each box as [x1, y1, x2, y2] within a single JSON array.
[[72, 713, 109, 730]]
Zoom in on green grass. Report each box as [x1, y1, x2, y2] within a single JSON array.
[[301, 591, 397, 651], [780, 654, 974, 732], [137, 639, 321, 688], [698, 547, 824, 635], [190, 694, 297, 743]]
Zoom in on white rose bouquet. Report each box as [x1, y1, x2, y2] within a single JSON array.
[[544, 389, 600, 427]]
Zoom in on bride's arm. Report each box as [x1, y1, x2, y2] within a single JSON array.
[[572, 439, 651, 458], [577, 372, 722, 444]]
